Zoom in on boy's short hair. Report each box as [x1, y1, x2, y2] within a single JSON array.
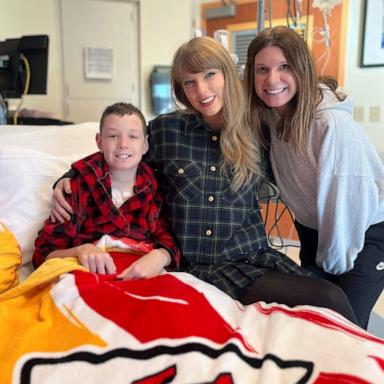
[[100, 102, 147, 134]]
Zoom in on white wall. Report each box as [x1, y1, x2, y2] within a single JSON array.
[[343, 0, 384, 160], [0, 0, 193, 121], [1, 0, 382, 154], [139, 0, 193, 119]]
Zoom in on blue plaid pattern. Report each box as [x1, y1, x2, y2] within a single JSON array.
[[147, 111, 311, 299]]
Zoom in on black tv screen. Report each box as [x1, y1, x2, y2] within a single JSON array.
[[0, 35, 49, 99]]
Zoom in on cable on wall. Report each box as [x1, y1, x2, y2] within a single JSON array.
[[312, 0, 343, 74], [13, 54, 30, 125], [256, 179, 300, 251]]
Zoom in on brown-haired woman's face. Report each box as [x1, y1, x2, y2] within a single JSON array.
[[253, 46, 297, 116], [180, 68, 224, 128]]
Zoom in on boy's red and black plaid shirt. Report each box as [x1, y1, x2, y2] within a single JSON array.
[[33, 152, 180, 268]]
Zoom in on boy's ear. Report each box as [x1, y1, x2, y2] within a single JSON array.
[[142, 134, 149, 155], [96, 133, 103, 151]]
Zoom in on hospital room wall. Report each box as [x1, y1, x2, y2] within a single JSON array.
[[0, 0, 383, 158], [344, 0, 384, 161], [0, 0, 193, 121], [139, 0, 193, 119]]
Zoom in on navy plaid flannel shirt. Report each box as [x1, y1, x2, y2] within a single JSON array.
[[146, 111, 311, 298], [147, 111, 269, 264]]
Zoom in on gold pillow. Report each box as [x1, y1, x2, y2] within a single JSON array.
[[0, 223, 21, 293]]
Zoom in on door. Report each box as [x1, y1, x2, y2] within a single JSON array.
[[61, 0, 139, 123]]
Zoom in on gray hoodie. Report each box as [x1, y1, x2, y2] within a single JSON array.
[[266, 88, 384, 274]]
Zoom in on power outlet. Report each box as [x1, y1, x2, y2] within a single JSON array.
[[369, 106, 381, 122], [354, 105, 364, 122]]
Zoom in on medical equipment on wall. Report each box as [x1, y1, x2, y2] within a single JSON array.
[[312, 0, 342, 14], [312, 0, 342, 47], [213, 29, 240, 71], [257, 1, 265, 33], [213, 29, 230, 50], [259, 1, 307, 38], [312, 0, 342, 74]]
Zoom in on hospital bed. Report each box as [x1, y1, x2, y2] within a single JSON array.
[[1, 123, 383, 383]]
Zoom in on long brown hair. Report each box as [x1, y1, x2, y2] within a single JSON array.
[[172, 36, 262, 188], [245, 26, 343, 152]]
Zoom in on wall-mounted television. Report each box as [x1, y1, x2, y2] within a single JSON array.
[[0, 35, 49, 99], [150, 66, 174, 115]]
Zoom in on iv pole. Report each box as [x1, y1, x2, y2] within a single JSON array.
[[257, 0, 265, 33]]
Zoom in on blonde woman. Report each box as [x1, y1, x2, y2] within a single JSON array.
[[245, 26, 384, 328], [50, 37, 356, 322]]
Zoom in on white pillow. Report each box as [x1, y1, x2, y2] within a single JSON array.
[[0, 123, 99, 266], [0, 122, 99, 156]]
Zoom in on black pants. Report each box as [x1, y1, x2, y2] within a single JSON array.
[[295, 220, 384, 329], [240, 270, 358, 324]]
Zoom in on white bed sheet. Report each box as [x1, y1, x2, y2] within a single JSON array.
[[0, 123, 99, 271]]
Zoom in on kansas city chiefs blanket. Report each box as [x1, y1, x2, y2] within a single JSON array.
[[1, 256, 383, 384]]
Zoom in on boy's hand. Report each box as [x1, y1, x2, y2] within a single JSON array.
[[50, 178, 73, 223], [76, 243, 116, 274], [117, 248, 171, 280]]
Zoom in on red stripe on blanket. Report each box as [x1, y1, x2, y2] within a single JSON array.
[[253, 302, 384, 345], [368, 355, 384, 371], [132, 365, 176, 384], [314, 372, 371, 383], [72, 268, 255, 352]]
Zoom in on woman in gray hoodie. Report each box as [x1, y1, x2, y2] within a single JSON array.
[[245, 26, 384, 329]]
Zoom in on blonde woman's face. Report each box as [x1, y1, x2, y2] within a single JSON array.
[[180, 68, 224, 128], [253, 46, 297, 116]]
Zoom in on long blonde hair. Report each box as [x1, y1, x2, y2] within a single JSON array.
[[172, 36, 262, 189], [245, 26, 344, 152]]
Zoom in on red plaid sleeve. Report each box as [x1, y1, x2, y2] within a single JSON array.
[[32, 180, 82, 268]]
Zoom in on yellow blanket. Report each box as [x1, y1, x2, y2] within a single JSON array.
[[0, 258, 105, 383], [1, 244, 384, 383]]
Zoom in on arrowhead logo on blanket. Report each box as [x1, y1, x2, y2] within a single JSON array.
[[7, 253, 384, 384]]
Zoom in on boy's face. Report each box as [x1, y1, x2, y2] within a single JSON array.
[[96, 113, 148, 173]]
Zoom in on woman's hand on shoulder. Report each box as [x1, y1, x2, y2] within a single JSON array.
[[50, 178, 73, 223]]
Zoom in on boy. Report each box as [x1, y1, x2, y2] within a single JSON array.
[[33, 102, 179, 279]]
